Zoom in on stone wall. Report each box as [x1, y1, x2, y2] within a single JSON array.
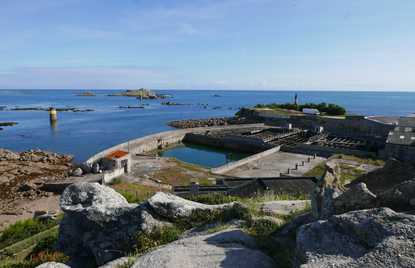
[[183, 133, 274, 153], [381, 143, 415, 163]]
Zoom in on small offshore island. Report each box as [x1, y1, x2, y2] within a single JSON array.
[[106, 88, 169, 99]]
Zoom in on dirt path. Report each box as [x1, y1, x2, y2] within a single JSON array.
[[0, 195, 61, 232]]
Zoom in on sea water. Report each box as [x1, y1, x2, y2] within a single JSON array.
[[1, 89, 414, 163]]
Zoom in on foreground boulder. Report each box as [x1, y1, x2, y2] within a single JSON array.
[[148, 192, 233, 220], [55, 183, 171, 266], [54, 184, 252, 267], [296, 207, 415, 267], [130, 229, 276, 268]]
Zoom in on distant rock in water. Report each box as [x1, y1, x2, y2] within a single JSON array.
[[0, 122, 18, 130], [107, 88, 169, 99], [75, 91, 97, 96]]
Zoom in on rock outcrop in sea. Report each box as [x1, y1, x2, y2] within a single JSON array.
[[107, 88, 168, 99], [47, 157, 415, 268]]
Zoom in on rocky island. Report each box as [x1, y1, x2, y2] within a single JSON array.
[[107, 88, 169, 99], [75, 91, 97, 96]]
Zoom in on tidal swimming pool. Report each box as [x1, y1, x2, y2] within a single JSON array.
[[153, 141, 255, 168]]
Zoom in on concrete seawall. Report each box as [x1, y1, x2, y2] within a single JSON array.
[[211, 146, 281, 174]]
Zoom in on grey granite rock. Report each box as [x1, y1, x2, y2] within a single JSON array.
[[131, 229, 276, 268], [55, 183, 170, 266], [296, 207, 415, 268], [311, 161, 341, 220], [148, 192, 233, 220], [261, 200, 309, 215]]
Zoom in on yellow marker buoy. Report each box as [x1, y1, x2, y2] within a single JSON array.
[[49, 107, 57, 123]]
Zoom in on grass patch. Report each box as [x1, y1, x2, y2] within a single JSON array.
[[185, 193, 239, 205], [110, 180, 170, 203], [149, 159, 213, 186], [303, 162, 325, 179], [335, 154, 385, 166], [0, 230, 68, 268], [130, 225, 182, 255], [150, 166, 194, 185], [168, 158, 209, 173], [0, 216, 63, 251], [304, 154, 386, 183]]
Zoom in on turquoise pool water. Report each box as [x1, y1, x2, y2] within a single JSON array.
[[154, 141, 254, 168]]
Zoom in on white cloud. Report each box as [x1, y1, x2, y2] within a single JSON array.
[[216, 81, 231, 86]]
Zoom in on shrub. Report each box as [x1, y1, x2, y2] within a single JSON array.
[[26, 232, 58, 258]]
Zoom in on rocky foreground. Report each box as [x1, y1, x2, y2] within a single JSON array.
[[34, 158, 415, 268], [0, 149, 76, 214]]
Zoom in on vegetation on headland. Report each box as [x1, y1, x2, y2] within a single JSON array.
[[254, 102, 347, 116]]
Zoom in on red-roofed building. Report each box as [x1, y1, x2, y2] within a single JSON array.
[[101, 150, 131, 174]]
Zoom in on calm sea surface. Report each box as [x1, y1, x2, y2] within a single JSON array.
[[1, 90, 414, 163]]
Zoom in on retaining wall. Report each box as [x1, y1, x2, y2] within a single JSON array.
[[183, 133, 274, 153], [285, 144, 377, 158], [211, 146, 281, 174]]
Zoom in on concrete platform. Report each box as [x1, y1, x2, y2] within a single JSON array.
[[218, 151, 327, 178]]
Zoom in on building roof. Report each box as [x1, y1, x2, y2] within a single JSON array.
[[224, 177, 318, 197], [172, 176, 318, 198], [386, 131, 415, 146], [386, 117, 415, 145], [366, 116, 399, 125], [104, 150, 130, 159], [223, 178, 269, 198], [397, 117, 415, 127]]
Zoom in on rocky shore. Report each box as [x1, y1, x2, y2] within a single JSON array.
[[167, 117, 264, 129], [0, 149, 77, 216]]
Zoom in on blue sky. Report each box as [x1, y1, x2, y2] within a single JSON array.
[[0, 0, 414, 91]]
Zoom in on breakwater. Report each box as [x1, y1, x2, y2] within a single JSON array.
[[167, 117, 263, 129]]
